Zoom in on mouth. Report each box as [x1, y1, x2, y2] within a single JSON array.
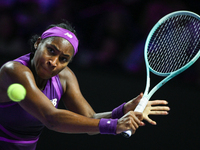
[[42, 66, 52, 75]]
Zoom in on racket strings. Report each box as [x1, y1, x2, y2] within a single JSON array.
[[148, 15, 200, 73]]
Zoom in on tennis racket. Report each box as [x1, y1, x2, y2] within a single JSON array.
[[122, 10, 200, 138]]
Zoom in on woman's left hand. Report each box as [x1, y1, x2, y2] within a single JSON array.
[[124, 93, 170, 125], [143, 100, 170, 125]]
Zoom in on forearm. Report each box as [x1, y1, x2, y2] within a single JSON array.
[[92, 111, 112, 119], [92, 103, 126, 119], [44, 105, 141, 136], [45, 109, 119, 135], [45, 109, 100, 134]]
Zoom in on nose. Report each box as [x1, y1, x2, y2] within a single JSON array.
[[49, 56, 58, 67]]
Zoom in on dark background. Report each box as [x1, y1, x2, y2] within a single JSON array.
[[0, 0, 200, 149], [36, 66, 200, 150]]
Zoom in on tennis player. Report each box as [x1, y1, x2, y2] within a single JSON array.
[[0, 21, 169, 149]]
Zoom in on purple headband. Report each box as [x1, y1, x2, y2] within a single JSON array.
[[41, 26, 79, 55]]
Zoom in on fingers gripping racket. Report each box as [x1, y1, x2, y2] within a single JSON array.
[[122, 10, 200, 138]]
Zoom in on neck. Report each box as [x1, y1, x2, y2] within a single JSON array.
[[31, 59, 48, 91]]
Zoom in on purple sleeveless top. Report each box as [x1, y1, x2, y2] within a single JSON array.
[[0, 53, 63, 149]]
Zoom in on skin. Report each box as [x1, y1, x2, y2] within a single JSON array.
[[0, 36, 169, 135]]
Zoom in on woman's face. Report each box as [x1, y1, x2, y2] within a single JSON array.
[[32, 37, 74, 79]]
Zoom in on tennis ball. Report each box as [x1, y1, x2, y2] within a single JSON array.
[[7, 83, 26, 102]]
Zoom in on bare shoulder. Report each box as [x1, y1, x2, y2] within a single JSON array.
[[59, 66, 76, 79], [0, 61, 34, 86], [0, 61, 32, 80], [58, 66, 78, 92], [0, 61, 34, 102]]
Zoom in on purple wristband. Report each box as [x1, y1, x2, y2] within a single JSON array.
[[112, 103, 126, 119], [99, 118, 118, 135]]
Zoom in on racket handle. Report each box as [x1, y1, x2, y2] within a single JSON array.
[[121, 130, 132, 138], [134, 97, 148, 113], [122, 97, 149, 138]]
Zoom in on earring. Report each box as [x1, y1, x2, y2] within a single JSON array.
[[34, 43, 38, 49]]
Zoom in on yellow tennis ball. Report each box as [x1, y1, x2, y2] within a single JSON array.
[[7, 83, 26, 102]]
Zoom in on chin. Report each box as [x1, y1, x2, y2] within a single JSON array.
[[37, 71, 52, 79]]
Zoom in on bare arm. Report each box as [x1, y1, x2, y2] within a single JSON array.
[[0, 62, 100, 134], [0, 62, 143, 135], [59, 67, 144, 135], [59, 67, 113, 119]]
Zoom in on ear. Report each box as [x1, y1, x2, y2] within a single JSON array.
[[34, 37, 42, 49]]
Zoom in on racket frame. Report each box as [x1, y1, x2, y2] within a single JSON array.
[[143, 10, 200, 101]]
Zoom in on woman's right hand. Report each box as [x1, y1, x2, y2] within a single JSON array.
[[116, 111, 144, 135]]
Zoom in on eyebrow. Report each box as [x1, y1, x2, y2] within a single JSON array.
[[50, 44, 70, 57]]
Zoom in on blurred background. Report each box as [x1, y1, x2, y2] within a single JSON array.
[[0, 0, 200, 149]]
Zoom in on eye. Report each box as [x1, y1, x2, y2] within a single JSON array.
[[60, 57, 69, 63], [47, 47, 55, 54]]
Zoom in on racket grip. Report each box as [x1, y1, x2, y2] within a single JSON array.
[[121, 130, 132, 138], [121, 97, 149, 138], [134, 97, 149, 113]]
